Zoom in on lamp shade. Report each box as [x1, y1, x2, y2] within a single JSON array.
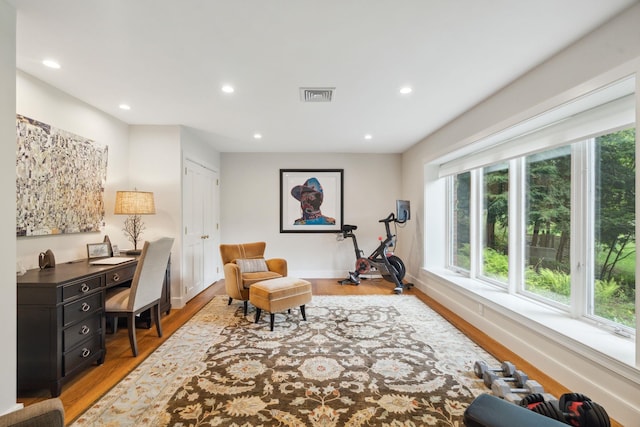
[[114, 191, 156, 215]]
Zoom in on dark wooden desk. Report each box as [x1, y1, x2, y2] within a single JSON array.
[[16, 257, 170, 397]]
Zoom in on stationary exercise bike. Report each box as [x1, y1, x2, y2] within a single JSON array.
[[338, 206, 412, 294]]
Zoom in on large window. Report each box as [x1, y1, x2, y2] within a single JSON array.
[[443, 81, 636, 332], [446, 129, 636, 331]]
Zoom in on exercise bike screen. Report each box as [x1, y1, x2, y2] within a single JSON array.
[[396, 200, 410, 222]]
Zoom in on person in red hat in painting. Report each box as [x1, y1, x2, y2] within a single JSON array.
[[291, 177, 336, 225]]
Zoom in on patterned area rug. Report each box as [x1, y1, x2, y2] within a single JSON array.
[[72, 295, 497, 426]]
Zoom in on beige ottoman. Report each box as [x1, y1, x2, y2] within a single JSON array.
[[250, 277, 312, 331]]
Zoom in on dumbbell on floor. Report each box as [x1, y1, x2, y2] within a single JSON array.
[[483, 369, 529, 388], [491, 378, 545, 404], [520, 393, 610, 427], [520, 393, 563, 416], [474, 360, 516, 379]]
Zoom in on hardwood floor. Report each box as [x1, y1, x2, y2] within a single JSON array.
[[17, 281, 226, 424], [17, 277, 620, 426]]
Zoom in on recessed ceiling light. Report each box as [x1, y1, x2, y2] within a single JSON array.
[[119, 104, 131, 110], [221, 85, 235, 94], [253, 133, 262, 139], [364, 134, 373, 140], [42, 59, 60, 69], [399, 86, 412, 95]]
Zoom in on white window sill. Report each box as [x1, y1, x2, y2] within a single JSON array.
[[422, 267, 640, 384]]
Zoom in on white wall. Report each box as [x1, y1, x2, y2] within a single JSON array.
[[401, 5, 640, 425], [127, 125, 221, 308], [128, 125, 183, 303], [14, 78, 223, 309], [181, 127, 221, 172], [0, 0, 18, 415], [16, 71, 130, 267], [220, 153, 402, 278]]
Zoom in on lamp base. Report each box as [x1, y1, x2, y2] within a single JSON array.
[[125, 249, 142, 255]]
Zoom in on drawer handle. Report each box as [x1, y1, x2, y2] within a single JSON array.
[[80, 283, 90, 293], [112, 273, 120, 282], [80, 325, 90, 335], [81, 348, 91, 358], [81, 302, 91, 312]]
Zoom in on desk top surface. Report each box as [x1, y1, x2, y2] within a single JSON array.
[[17, 257, 138, 285]]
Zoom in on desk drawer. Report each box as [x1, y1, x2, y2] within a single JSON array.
[[106, 264, 137, 287], [63, 292, 102, 327], [62, 276, 103, 302], [63, 312, 102, 352], [63, 333, 102, 376]]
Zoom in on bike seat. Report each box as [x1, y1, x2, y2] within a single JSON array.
[[342, 224, 357, 232]]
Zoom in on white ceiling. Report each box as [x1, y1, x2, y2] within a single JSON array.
[[11, 0, 638, 153]]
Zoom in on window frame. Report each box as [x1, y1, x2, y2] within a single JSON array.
[[444, 122, 636, 335], [519, 144, 573, 312], [478, 162, 510, 287]]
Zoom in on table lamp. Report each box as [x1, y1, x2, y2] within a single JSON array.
[[114, 190, 156, 254]]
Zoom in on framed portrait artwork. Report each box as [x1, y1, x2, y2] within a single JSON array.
[[280, 169, 343, 233]]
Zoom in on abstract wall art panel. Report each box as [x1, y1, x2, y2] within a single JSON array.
[[16, 115, 108, 236]]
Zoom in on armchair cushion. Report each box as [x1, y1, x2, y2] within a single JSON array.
[[242, 271, 282, 286], [236, 258, 269, 273]]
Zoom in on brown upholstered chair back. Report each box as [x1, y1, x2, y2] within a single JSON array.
[[220, 241, 266, 265]]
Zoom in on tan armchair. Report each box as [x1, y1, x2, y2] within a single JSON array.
[[220, 242, 287, 315]]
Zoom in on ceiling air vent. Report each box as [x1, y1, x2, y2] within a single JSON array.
[[300, 87, 335, 102]]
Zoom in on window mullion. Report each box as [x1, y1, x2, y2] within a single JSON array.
[[508, 158, 523, 295], [445, 176, 453, 268], [469, 169, 482, 278], [570, 141, 591, 318], [636, 114, 640, 365]]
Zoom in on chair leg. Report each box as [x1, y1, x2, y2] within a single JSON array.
[[243, 300, 248, 316], [127, 313, 138, 357], [300, 305, 307, 321], [111, 316, 118, 334], [255, 308, 262, 323], [228, 297, 232, 305], [269, 313, 275, 331], [154, 303, 163, 338]]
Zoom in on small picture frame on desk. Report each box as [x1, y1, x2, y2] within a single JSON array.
[[111, 244, 120, 256], [87, 242, 110, 259]]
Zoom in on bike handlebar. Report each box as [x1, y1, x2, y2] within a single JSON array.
[[379, 213, 396, 223]]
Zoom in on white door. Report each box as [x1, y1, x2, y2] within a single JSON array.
[[183, 159, 220, 301], [202, 167, 218, 287]]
